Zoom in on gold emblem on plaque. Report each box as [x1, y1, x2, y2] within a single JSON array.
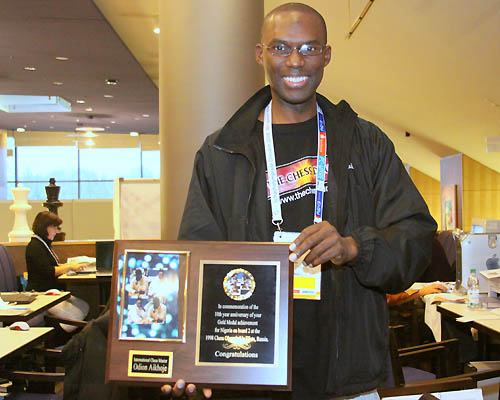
[[223, 268, 255, 301]]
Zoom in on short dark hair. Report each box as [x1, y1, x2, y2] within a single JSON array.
[[32, 211, 62, 238], [262, 2, 328, 43]]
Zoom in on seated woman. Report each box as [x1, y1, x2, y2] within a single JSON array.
[[26, 211, 89, 331]]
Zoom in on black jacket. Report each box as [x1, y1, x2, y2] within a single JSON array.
[[26, 236, 64, 291], [179, 86, 437, 398]]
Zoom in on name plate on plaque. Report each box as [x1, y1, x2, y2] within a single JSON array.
[[106, 240, 292, 390]]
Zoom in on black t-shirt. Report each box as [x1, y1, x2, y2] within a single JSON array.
[[253, 117, 333, 397], [26, 236, 64, 291]]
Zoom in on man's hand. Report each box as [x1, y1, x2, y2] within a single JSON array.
[[161, 379, 212, 398], [288, 221, 358, 267]]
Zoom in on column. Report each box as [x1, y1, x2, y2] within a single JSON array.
[[0, 130, 7, 200], [159, 0, 264, 239]]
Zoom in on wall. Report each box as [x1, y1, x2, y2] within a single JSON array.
[[409, 167, 441, 230], [462, 155, 500, 232], [0, 199, 114, 242]]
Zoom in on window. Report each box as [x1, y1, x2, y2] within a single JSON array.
[[5, 139, 160, 200]]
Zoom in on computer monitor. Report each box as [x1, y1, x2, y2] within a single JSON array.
[[95, 240, 115, 273]]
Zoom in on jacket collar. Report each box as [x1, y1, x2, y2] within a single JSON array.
[[213, 85, 358, 153]]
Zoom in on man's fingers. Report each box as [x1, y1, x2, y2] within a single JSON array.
[[203, 388, 213, 398], [185, 383, 197, 398], [172, 379, 186, 397], [161, 384, 172, 396]]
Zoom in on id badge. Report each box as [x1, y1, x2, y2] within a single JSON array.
[[273, 231, 321, 300]]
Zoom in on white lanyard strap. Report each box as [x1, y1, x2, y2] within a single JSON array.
[[33, 235, 60, 265], [263, 101, 327, 229]]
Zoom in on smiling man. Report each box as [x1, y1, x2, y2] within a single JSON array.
[[168, 3, 437, 399]]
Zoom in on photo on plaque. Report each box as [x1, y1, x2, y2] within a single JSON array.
[[196, 261, 279, 366], [118, 250, 189, 342]]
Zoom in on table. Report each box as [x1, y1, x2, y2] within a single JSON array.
[[438, 302, 500, 360], [0, 292, 70, 325], [58, 273, 111, 317], [0, 327, 54, 361]]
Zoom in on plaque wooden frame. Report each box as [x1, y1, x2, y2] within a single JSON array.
[[106, 240, 293, 390]]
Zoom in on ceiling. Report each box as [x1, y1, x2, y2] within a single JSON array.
[[0, 0, 158, 134], [1, 0, 499, 181]]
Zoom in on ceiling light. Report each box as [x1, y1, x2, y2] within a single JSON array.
[[0, 95, 71, 113], [53, 82, 63, 86], [130, 131, 139, 137], [105, 126, 110, 129], [84, 131, 98, 138], [75, 126, 105, 132], [85, 107, 93, 112], [142, 114, 150, 118], [134, 117, 140, 120], [32, 120, 36, 123], [23, 66, 36, 71], [49, 126, 54, 129], [110, 121, 116, 124], [106, 79, 118, 85], [55, 56, 69, 61], [76, 119, 80, 122], [16, 127, 25, 132], [103, 94, 114, 98], [153, 27, 160, 34], [76, 100, 85, 104], [86, 139, 95, 146]]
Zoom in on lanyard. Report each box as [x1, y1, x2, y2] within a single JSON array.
[[263, 101, 327, 230], [33, 235, 60, 265]]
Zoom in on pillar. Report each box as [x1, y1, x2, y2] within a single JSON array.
[[0, 130, 7, 200], [159, 0, 264, 239]]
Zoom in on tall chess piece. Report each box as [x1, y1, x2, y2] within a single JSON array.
[[8, 184, 33, 242], [44, 178, 66, 241]]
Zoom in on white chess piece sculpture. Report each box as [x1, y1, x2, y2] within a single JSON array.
[[8, 184, 33, 242]]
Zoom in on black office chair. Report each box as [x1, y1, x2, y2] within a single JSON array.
[[0, 244, 19, 292]]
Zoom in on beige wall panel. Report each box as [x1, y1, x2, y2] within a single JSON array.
[[71, 199, 114, 240], [0, 199, 113, 242], [462, 156, 500, 232], [409, 167, 441, 230]]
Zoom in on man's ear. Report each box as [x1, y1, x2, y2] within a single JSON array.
[[323, 45, 332, 67], [255, 43, 264, 66]]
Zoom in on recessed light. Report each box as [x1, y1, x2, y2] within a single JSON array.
[[106, 79, 118, 85], [49, 126, 54, 129], [76, 100, 85, 104], [23, 125, 27, 128], [24, 66, 36, 71], [103, 94, 114, 98], [134, 117, 140, 120], [55, 56, 69, 61], [53, 81, 63, 86], [16, 128, 25, 132], [76, 119, 80, 122], [110, 121, 116, 124], [105, 126, 110, 129], [32, 120, 36, 123], [85, 107, 93, 112], [142, 114, 150, 118], [130, 131, 139, 137], [75, 126, 105, 132], [50, 115, 54, 118], [153, 27, 160, 34]]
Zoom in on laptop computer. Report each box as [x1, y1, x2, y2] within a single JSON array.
[[95, 240, 115, 276], [1, 292, 38, 304]]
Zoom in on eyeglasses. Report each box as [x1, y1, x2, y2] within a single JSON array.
[[261, 42, 326, 57]]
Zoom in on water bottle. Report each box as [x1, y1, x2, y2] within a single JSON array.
[[467, 268, 480, 309]]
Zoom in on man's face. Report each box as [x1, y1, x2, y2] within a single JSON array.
[[255, 10, 331, 109]]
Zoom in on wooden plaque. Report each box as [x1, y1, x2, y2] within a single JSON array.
[[106, 240, 293, 390]]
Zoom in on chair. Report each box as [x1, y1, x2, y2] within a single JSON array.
[[388, 325, 460, 387], [0, 244, 19, 292], [382, 325, 500, 399]]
